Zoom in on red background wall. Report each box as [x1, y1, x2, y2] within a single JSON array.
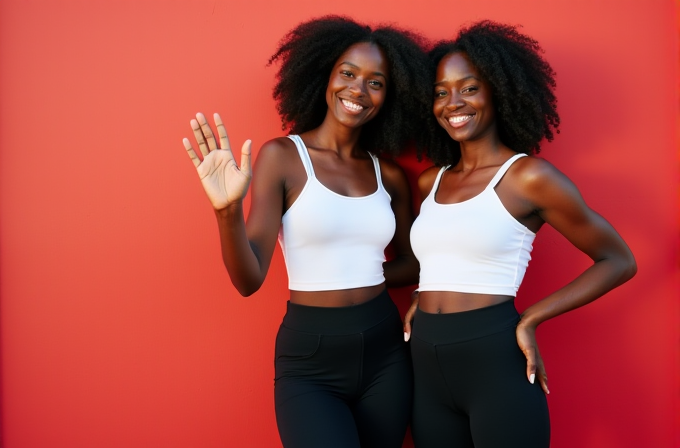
[[1, 1, 677, 447]]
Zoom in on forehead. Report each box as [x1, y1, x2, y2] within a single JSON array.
[[436, 52, 480, 82], [335, 42, 389, 76]]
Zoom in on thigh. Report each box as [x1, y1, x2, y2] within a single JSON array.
[[410, 335, 474, 448], [275, 379, 360, 448], [412, 408, 473, 448], [354, 309, 413, 448], [353, 355, 412, 448], [274, 325, 363, 448], [460, 328, 551, 448]]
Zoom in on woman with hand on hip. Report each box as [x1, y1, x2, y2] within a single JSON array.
[[405, 20, 636, 448], [182, 16, 430, 448]]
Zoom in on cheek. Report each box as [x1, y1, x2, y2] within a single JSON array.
[[371, 90, 387, 111], [433, 102, 442, 116], [325, 81, 336, 105], [480, 100, 495, 122]]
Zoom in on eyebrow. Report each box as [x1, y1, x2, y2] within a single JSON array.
[[339, 61, 387, 80], [434, 75, 479, 86]]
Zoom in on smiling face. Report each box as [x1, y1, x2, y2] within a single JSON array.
[[325, 42, 389, 129], [433, 52, 496, 143]]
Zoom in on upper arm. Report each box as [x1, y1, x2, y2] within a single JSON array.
[[520, 159, 635, 266], [380, 159, 415, 257], [243, 138, 290, 275]]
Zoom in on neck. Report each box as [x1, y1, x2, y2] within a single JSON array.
[[457, 132, 510, 171], [303, 113, 365, 158]]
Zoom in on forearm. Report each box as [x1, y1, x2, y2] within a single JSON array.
[[383, 254, 420, 288], [214, 204, 267, 296], [519, 255, 636, 328]]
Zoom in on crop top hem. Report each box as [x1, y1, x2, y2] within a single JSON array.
[[416, 283, 518, 297], [289, 277, 385, 292]]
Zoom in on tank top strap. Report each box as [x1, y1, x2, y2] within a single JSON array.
[[287, 135, 315, 179], [367, 152, 385, 191], [427, 165, 450, 200], [487, 153, 528, 189]]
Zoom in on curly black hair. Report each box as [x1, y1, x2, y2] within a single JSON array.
[[424, 20, 560, 166], [268, 16, 432, 157]]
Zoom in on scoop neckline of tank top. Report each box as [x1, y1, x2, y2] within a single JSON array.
[[432, 166, 492, 206], [298, 137, 382, 199], [431, 165, 537, 235], [312, 176, 381, 200]]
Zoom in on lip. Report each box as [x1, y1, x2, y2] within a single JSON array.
[[339, 97, 367, 115], [446, 113, 475, 129]]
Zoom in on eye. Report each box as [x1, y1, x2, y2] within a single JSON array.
[[461, 85, 478, 94], [368, 79, 384, 89], [340, 70, 354, 78], [434, 89, 447, 98]]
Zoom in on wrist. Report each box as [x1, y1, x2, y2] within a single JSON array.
[[518, 313, 539, 331], [214, 202, 243, 219]]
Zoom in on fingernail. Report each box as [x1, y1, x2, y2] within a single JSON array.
[[529, 374, 535, 384], [404, 332, 410, 342]]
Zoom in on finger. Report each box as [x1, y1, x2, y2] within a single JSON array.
[[524, 348, 537, 384], [240, 140, 252, 177], [196, 112, 217, 151], [537, 364, 550, 394], [183, 138, 201, 168], [214, 113, 232, 152], [540, 374, 550, 394], [403, 320, 411, 341], [191, 118, 210, 157]]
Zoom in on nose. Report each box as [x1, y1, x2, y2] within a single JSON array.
[[444, 90, 463, 110], [348, 79, 367, 97]]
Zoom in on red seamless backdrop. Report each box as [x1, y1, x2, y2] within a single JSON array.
[[0, 1, 678, 447]]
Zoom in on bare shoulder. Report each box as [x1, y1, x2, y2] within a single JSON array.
[[249, 136, 306, 194], [377, 157, 410, 199], [253, 136, 306, 177], [510, 156, 564, 182], [510, 155, 583, 208], [417, 165, 441, 194], [255, 136, 298, 165], [377, 157, 407, 183], [418, 165, 441, 187]]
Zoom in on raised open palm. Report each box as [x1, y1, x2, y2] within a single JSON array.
[[183, 112, 252, 210]]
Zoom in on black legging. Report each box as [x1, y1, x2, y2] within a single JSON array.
[[410, 300, 550, 448], [274, 289, 412, 448]]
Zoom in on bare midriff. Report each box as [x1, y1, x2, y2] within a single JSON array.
[[289, 283, 386, 307], [418, 291, 514, 314]]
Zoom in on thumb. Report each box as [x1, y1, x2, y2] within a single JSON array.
[[240, 140, 252, 177]]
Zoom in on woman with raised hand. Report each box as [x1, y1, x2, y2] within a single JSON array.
[[182, 16, 431, 448], [405, 20, 636, 448]]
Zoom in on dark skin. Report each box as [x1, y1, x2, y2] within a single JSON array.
[[403, 52, 637, 394], [183, 42, 419, 307]]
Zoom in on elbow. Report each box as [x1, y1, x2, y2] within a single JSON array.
[[616, 251, 638, 284], [231, 277, 262, 297], [623, 254, 638, 282], [235, 284, 260, 297]]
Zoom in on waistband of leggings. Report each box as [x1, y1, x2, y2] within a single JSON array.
[[282, 289, 395, 335], [413, 299, 519, 344]]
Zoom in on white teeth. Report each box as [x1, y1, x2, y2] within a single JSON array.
[[341, 99, 364, 112], [449, 115, 473, 124]]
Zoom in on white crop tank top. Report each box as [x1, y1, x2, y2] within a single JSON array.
[[410, 153, 536, 296], [278, 135, 396, 291]]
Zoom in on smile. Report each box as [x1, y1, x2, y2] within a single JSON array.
[[448, 114, 474, 126], [341, 99, 365, 113]]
